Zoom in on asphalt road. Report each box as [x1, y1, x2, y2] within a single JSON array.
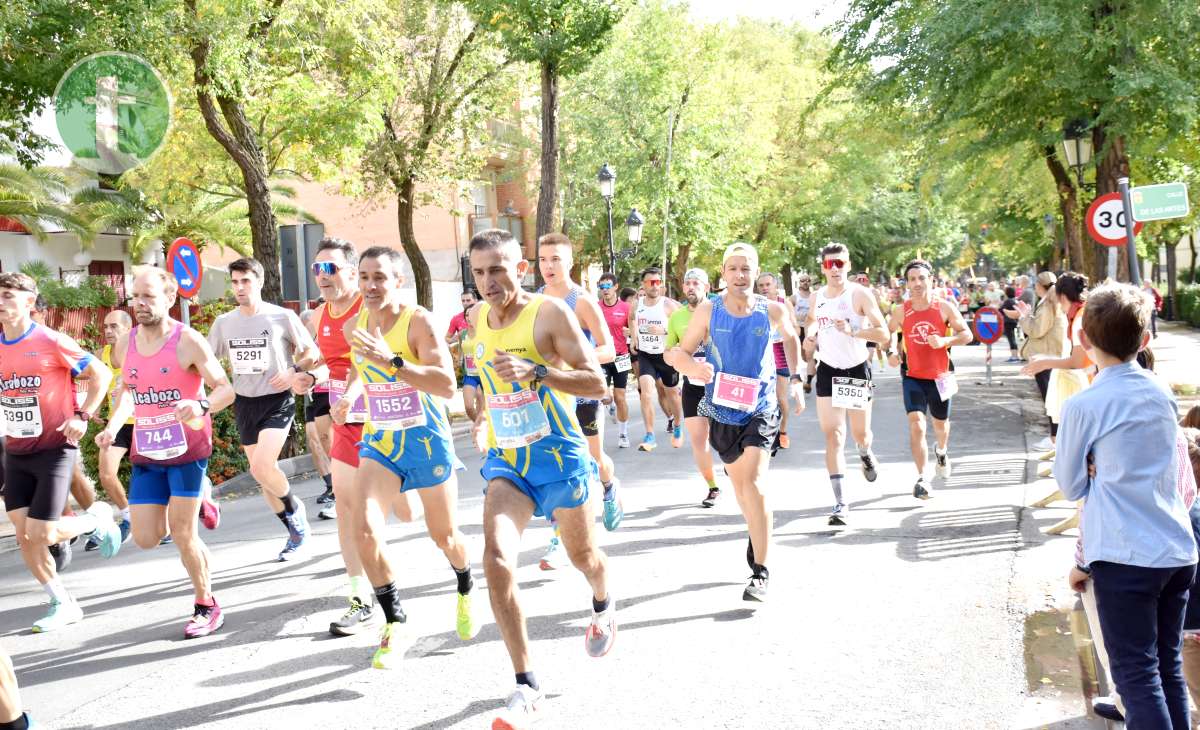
[[0, 344, 1102, 729]]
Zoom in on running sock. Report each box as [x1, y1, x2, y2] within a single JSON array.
[[118, 507, 131, 521], [752, 563, 769, 579], [706, 477, 718, 490], [830, 473, 844, 505], [516, 671, 540, 692], [454, 565, 473, 595], [592, 594, 611, 614], [322, 473, 333, 490], [42, 578, 71, 604], [197, 595, 215, 607], [618, 421, 628, 436], [806, 374, 814, 385], [280, 491, 299, 515], [934, 446, 947, 456], [0, 711, 31, 730], [856, 444, 871, 457], [602, 480, 614, 501], [350, 575, 372, 602], [374, 582, 405, 624]]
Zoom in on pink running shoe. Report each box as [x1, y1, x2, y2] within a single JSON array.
[[199, 499, 221, 531], [184, 598, 224, 639]]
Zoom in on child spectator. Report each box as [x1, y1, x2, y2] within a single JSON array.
[[1058, 282, 1197, 729]]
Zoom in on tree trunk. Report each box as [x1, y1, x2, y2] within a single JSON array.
[[397, 177, 433, 310], [1043, 145, 1085, 273], [1092, 125, 1132, 282], [536, 61, 558, 241], [1187, 231, 1197, 284], [190, 33, 282, 303], [781, 262, 794, 297], [673, 242, 691, 295]]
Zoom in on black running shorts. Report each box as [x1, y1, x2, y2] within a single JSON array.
[[815, 360, 873, 399], [681, 381, 706, 419], [601, 361, 629, 390], [575, 401, 600, 437], [708, 409, 781, 465], [233, 391, 296, 446], [636, 351, 679, 387], [3, 445, 77, 521]]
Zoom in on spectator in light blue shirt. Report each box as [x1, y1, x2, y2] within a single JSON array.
[[1056, 282, 1196, 729]]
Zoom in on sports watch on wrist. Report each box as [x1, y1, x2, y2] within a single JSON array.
[[390, 355, 405, 370], [532, 364, 549, 381], [198, 399, 211, 414]]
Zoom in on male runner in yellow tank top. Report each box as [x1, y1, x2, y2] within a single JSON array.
[[466, 229, 615, 730], [330, 246, 476, 670]]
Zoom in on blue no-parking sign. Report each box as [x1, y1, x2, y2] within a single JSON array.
[[973, 306, 1003, 345], [166, 237, 203, 299]]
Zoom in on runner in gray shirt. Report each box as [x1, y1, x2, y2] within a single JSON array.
[[208, 258, 323, 561]]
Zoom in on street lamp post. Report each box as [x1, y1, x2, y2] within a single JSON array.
[[597, 164, 616, 273], [1062, 119, 1094, 190]]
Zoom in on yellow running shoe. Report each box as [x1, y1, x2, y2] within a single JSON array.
[[456, 592, 479, 641], [372, 621, 405, 669]]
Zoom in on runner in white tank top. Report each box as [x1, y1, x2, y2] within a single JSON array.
[[813, 285, 869, 369], [792, 273, 817, 393], [626, 267, 683, 450], [800, 244, 889, 527]]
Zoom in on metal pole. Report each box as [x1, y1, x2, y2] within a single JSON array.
[[1107, 247, 1118, 281], [985, 343, 993, 386], [181, 296, 190, 327], [1117, 177, 1142, 285], [605, 197, 615, 274]]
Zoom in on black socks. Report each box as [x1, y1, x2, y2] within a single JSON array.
[[592, 595, 611, 614], [280, 491, 298, 515], [516, 671, 540, 691], [374, 582, 406, 624], [454, 565, 473, 595], [0, 713, 30, 730], [322, 473, 333, 490]]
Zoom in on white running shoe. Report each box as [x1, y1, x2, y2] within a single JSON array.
[[934, 450, 951, 479], [617, 433, 630, 449], [318, 504, 337, 520], [585, 602, 617, 657], [492, 685, 544, 730], [32, 598, 83, 633]]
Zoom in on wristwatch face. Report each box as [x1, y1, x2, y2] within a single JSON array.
[[391, 356, 404, 369], [534, 364, 548, 379]]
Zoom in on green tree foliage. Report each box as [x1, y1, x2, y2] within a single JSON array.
[[468, 0, 625, 243]]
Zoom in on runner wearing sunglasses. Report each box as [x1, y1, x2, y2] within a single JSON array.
[[628, 268, 684, 451], [596, 273, 632, 448], [298, 239, 382, 635], [800, 243, 889, 525]]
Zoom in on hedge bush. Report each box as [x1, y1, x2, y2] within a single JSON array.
[[1178, 284, 1200, 327]]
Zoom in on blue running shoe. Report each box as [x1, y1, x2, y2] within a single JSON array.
[[637, 433, 657, 452], [118, 518, 132, 545], [602, 479, 623, 532], [671, 425, 683, 448]]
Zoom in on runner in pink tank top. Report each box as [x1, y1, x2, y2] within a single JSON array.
[[124, 322, 213, 465], [97, 268, 236, 640]]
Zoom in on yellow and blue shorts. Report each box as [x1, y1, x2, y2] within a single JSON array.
[[358, 428, 463, 491]]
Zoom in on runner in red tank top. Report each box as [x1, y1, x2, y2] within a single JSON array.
[[297, 237, 384, 636], [0, 271, 125, 633], [97, 266, 236, 639], [886, 260, 973, 500]]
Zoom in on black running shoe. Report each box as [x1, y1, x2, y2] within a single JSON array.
[[666, 416, 675, 434], [84, 534, 100, 552], [701, 488, 720, 508], [316, 487, 335, 505], [913, 479, 932, 500], [49, 540, 73, 572], [860, 452, 878, 482], [743, 572, 768, 602], [330, 596, 376, 636]]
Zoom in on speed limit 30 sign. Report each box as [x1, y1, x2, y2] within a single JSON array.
[[1086, 192, 1143, 247]]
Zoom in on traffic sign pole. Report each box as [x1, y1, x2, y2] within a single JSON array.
[[1118, 177, 1142, 285]]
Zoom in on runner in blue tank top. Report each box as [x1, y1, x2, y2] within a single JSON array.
[[666, 242, 805, 603]]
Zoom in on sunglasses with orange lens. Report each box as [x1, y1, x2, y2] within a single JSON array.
[[821, 259, 848, 270]]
